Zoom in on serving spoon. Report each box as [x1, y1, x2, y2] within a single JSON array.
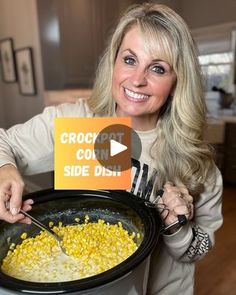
[[20, 209, 68, 256]]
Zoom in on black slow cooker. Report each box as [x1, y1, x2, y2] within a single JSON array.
[[0, 189, 162, 295]]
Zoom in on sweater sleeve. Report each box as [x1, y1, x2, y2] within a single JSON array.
[[162, 167, 223, 262], [0, 99, 92, 175]]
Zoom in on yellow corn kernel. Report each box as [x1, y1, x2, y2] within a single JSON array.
[[49, 221, 54, 228], [20, 232, 27, 239], [9, 243, 15, 250]]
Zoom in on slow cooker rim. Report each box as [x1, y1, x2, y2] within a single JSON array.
[[0, 189, 161, 294]]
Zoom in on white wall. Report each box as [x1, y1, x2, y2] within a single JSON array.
[[0, 0, 45, 128]]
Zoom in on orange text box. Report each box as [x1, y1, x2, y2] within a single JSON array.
[[54, 117, 131, 189]]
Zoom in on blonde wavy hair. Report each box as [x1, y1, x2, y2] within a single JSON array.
[[88, 3, 216, 196]]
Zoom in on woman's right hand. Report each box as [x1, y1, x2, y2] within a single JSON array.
[[0, 164, 33, 223]]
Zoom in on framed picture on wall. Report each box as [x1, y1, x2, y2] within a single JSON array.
[[0, 38, 17, 83], [15, 47, 37, 95]]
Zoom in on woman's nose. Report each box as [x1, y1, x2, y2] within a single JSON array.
[[131, 70, 147, 87]]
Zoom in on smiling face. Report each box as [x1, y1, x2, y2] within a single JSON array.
[[112, 25, 177, 130]]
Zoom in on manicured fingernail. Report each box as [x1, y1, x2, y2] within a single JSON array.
[[11, 208, 20, 215], [25, 219, 31, 224]]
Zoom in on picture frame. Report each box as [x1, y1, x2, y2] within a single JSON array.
[[15, 47, 37, 95], [0, 38, 17, 83]]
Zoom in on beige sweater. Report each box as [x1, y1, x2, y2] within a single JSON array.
[[0, 99, 223, 295]]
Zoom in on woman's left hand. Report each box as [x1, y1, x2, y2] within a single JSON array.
[[158, 182, 194, 227]]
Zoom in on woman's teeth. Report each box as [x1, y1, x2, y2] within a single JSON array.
[[124, 88, 149, 101]]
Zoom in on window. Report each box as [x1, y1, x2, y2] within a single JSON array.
[[199, 52, 233, 92]]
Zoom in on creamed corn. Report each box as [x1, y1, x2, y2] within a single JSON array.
[[1, 217, 139, 282]]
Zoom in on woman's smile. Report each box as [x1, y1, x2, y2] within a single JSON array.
[[123, 87, 150, 102]]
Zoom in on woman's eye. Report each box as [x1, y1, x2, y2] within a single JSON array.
[[151, 65, 165, 75], [124, 56, 136, 65]]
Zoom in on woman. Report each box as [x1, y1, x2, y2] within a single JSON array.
[[0, 3, 222, 294]]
